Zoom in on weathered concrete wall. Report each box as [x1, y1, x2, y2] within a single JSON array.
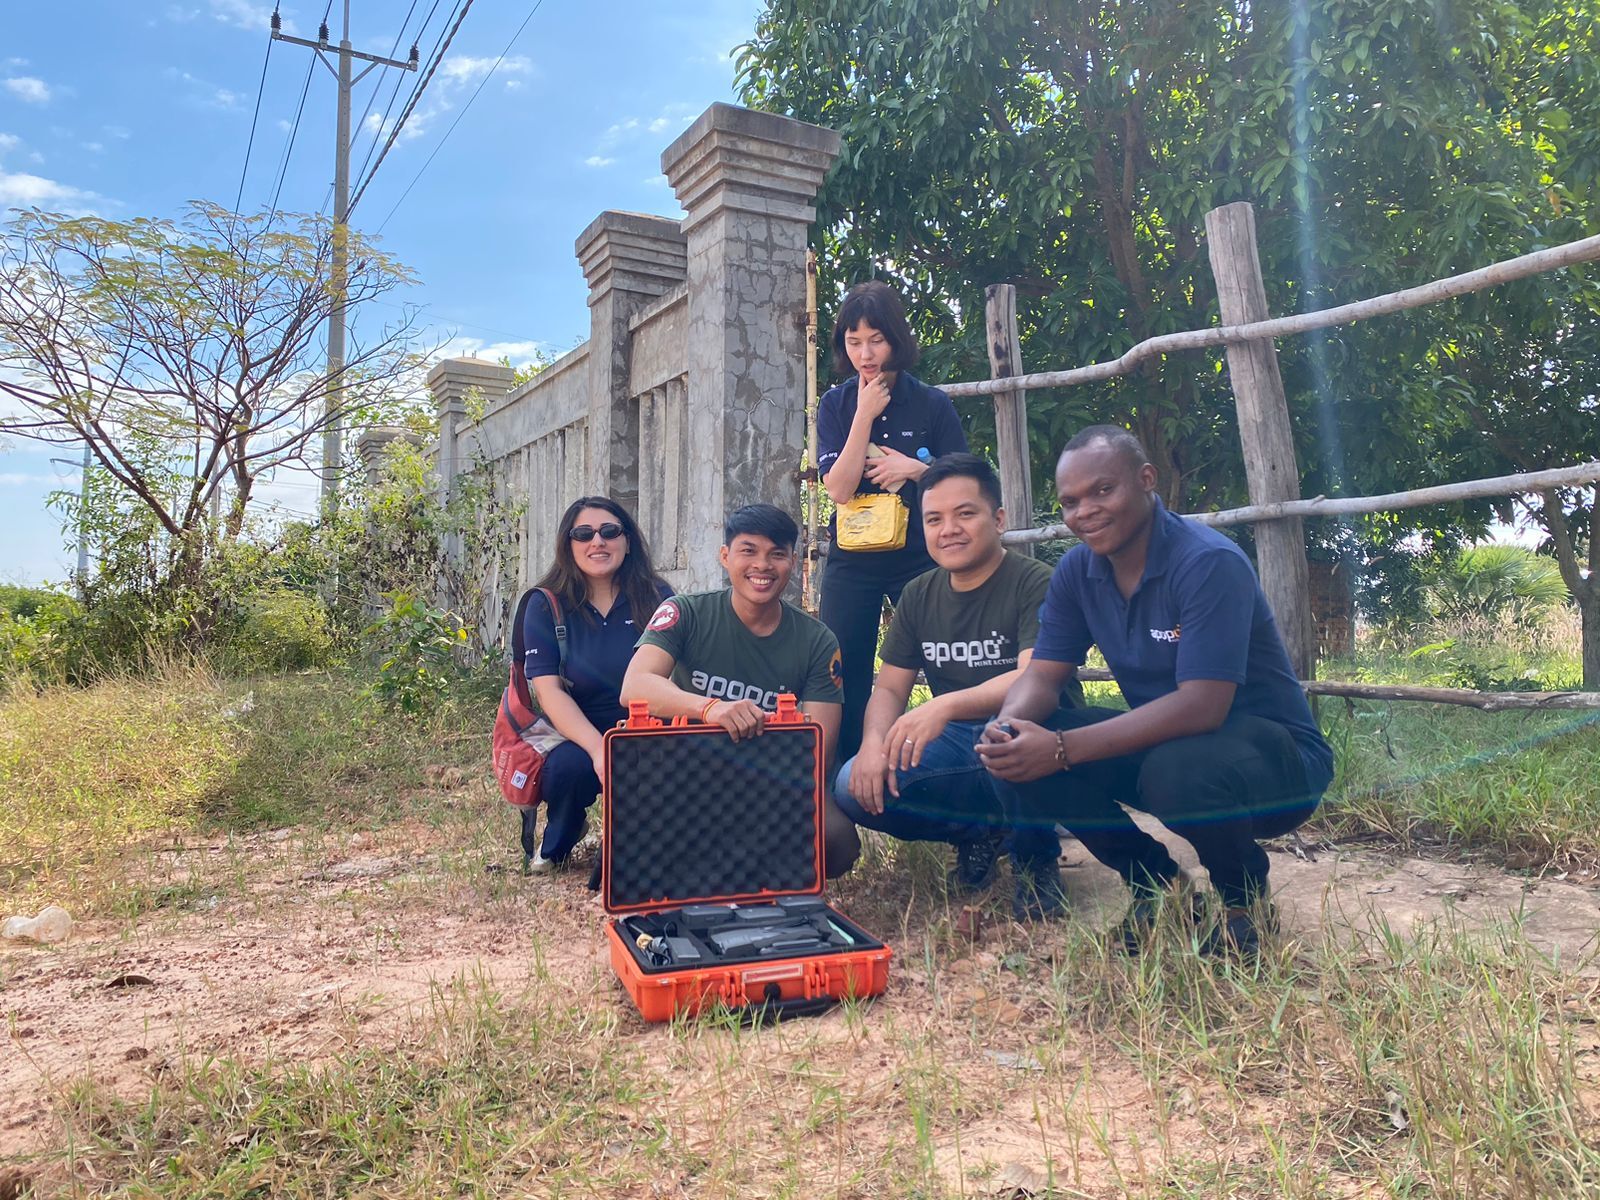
[[398, 102, 841, 639]]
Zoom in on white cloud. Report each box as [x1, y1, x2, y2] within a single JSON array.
[[103, 125, 131, 140], [0, 171, 106, 213], [585, 155, 615, 168], [5, 77, 52, 105], [3, 58, 28, 70], [0, 133, 18, 155], [593, 104, 697, 158], [0, 472, 64, 487], [432, 335, 551, 367], [81, 141, 104, 154], [644, 173, 669, 188], [207, 0, 281, 32], [503, 79, 524, 93], [163, 68, 241, 110], [439, 54, 532, 86]]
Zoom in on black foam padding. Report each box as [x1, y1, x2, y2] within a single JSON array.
[[607, 726, 821, 909]]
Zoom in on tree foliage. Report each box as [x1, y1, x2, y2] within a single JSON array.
[[739, 0, 1596, 492], [739, 0, 1600, 680]]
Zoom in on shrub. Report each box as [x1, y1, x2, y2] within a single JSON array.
[[1429, 544, 1569, 629], [220, 587, 335, 673]]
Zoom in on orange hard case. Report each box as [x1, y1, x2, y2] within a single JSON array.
[[602, 695, 891, 1022]]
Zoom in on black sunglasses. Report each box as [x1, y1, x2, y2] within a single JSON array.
[[569, 522, 625, 542]]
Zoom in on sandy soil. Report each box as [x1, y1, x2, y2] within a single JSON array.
[[2, 810, 1597, 1192]]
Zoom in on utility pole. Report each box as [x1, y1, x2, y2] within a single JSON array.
[[271, 4, 416, 513]]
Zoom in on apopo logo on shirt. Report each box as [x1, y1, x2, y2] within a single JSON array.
[[1149, 625, 1181, 644], [690, 672, 782, 710], [921, 632, 1013, 670]]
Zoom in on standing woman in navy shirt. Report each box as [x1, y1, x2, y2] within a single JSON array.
[[817, 281, 968, 761], [519, 496, 671, 873]]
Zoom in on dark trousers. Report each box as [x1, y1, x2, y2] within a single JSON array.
[[991, 708, 1321, 907], [518, 739, 600, 861], [833, 719, 1059, 862], [819, 551, 931, 763]]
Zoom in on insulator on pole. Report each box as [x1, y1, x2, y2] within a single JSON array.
[[318, 20, 330, 43], [409, 43, 419, 65], [270, 7, 281, 33]]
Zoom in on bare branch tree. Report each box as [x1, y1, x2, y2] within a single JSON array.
[[0, 202, 423, 577]]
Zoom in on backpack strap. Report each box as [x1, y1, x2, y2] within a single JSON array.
[[509, 586, 570, 706]]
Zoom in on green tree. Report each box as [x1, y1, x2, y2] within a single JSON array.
[[0, 203, 421, 589], [739, 0, 1600, 680]]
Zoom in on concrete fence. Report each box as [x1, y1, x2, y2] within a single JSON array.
[[364, 103, 842, 641]]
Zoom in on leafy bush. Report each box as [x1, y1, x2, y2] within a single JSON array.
[[219, 587, 335, 673], [1429, 545, 1569, 628], [362, 591, 477, 715]]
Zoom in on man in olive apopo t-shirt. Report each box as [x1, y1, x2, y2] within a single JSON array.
[[833, 454, 1082, 914], [621, 503, 859, 878]]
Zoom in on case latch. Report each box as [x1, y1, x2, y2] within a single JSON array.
[[768, 693, 802, 725], [625, 701, 663, 729]]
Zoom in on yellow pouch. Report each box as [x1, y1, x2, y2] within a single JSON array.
[[836, 492, 908, 552]]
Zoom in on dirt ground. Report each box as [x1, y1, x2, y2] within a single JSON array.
[[3, 801, 1598, 1192]]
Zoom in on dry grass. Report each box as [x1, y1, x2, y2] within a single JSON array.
[[4, 668, 1600, 1197]]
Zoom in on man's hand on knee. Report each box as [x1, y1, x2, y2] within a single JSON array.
[[883, 700, 949, 774], [976, 719, 1061, 783], [847, 744, 891, 815]]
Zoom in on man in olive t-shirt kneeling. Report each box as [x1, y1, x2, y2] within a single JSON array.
[[621, 504, 860, 878], [834, 454, 1082, 918]]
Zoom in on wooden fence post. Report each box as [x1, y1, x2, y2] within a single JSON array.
[[1204, 202, 1317, 679], [985, 284, 1034, 553]]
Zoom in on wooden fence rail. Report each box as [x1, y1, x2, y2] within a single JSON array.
[[944, 232, 1600, 400], [1071, 668, 1600, 711], [1002, 461, 1600, 543]]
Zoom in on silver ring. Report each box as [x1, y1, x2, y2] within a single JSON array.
[[904, 738, 914, 744]]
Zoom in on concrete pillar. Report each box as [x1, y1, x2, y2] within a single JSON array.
[[576, 211, 688, 513], [426, 357, 516, 503], [662, 102, 842, 591], [354, 425, 422, 489]]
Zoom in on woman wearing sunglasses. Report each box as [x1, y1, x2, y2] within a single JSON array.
[[519, 496, 671, 873]]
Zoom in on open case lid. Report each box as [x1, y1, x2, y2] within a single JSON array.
[[601, 694, 825, 915]]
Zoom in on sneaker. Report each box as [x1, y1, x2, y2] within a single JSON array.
[[1012, 855, 1068, 923], [948, 831, 1004, 894], [1199, 904, 1279, 960], [522, 850, 558, 876], [1111, 885, 1199, 956]]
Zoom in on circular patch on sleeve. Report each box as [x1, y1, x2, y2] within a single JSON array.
[[647, 600, 680, 631], [829, 648, 843, 686]]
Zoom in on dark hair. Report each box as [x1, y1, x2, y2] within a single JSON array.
[[535, 496, 668, 625], [919, 452, 1003, 512], [830, 280, 920, 379], [1060, 424, 1151, 473], [724, 503, 799, 548]]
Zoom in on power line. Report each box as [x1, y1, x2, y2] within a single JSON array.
[[235, 36, 274, 213], [354, 0, 443, 186], [375, 0, 546, 232], [269, 0, 334, 216], [346, 0, 475, 215], [349, 0, 422, 176]]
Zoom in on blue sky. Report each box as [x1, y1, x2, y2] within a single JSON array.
[[2, 0, 761, 584]]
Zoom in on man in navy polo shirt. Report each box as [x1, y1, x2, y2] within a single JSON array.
[[977, 426, 1333, 954]]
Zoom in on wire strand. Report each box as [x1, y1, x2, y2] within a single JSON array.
[[354, 0, 442, 187], [346, 0, 475, 215], [374, 0, 545, 232], [269, 0, 335, 216], [235, 35, 274, 213]]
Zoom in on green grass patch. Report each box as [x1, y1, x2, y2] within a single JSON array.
[[0, 667, 489, 917]]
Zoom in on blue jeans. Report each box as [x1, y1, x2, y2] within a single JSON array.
[[991, 707, 1322, 906], [834, 719, 1059, 861]]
